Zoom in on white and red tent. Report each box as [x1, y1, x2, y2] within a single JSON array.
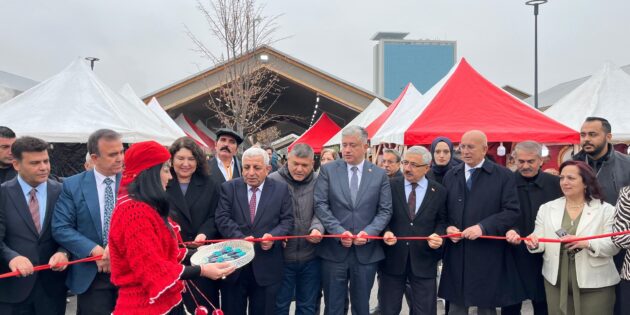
[[289, 113, 341, 154], [324, 98, 387, 147], [365, 83, 421, 140], [174, 114, 212, 148]]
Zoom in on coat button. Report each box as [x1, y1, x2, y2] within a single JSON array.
[[410, 222, 414, 226], [406, 242, 409, 246]]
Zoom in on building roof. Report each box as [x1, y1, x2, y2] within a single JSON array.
[[0, 70, 38, 92], [371, 32, 409, 41]]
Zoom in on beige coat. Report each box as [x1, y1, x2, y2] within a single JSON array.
[[528, 197, 620, 288]]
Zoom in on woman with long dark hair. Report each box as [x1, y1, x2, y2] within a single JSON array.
[[166, 137, 221, 311], [108, 141, 235, 315], [525, 160, 619, 315]]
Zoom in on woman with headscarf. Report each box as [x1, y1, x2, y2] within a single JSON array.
[[108, 141, 235, 315], [427, 136, 460, 184]]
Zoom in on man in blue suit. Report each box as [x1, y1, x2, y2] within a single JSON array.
[[52, 129, 124, 315], [314, 125, 393, 315], [215, 147, 294, 315]]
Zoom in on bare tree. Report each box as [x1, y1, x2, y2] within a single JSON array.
[[188, 0, 297, 138], [253, 126, 280, 146]]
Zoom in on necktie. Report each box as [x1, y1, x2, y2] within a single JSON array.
[[28, 188, 41, 233], [103, 177, 115, 245], [408, 183, 418, 220], [249, 187, 258, 223], [466, 168, 477, 191], [350, 166, 359, 205]]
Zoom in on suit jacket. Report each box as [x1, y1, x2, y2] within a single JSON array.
[[214, 177, 294, 286], [0, 178, 67, 303], [314, 159, 393, 264], [529, 197, 620, 288], [381, 176, 447, 278], [51, 170, 121, 294], [166, 172, 220, 241], [208, 156, 241, 185]]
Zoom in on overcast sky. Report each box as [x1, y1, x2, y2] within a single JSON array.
[[1, 0, 629, 99]]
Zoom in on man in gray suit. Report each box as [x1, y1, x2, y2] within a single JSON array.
[[315, 125, 393, 315]]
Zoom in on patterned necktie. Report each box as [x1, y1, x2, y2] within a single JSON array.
[[249, 187, 258, 223], [408, 183, 418, 220], [29, 188, 41, 233], [103, 177, 115, 245], [466, 168, 477, 191], [350, 166, 359, 204]]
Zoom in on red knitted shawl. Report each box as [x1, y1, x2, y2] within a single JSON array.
[[109, 195, 187, 315]]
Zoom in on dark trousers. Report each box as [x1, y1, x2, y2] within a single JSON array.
[[77, 273, 118, 315], [182, 278, 219, 314], [276, 258, 321, 315], [375, 271, 414, 315], [502, 300, 548, 315], [0, 279, 66, 315], [378, 261, 436, 315], [321, 250, 378, 315], [222, 264, 282, 315], [448, 303, 496, 315], [619, 279, 630, 315]]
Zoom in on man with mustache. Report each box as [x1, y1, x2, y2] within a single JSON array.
[[572, 117, 630, 315], [208, 128, 243, 184], [502, 141, 562, 315]]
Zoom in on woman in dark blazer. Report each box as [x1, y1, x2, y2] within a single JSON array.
[[166, 137, 220, 312]]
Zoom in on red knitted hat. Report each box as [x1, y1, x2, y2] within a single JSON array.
[[121, 141, 171, 187]]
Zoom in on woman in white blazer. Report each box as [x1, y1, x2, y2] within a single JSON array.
[[525, 160, 619, 315]]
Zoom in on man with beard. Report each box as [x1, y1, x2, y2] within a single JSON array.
[[0, 126, 17, 184], [269, 143, 324, 315], [503, 141, 562, 315], [573, 117, 630, 315], [208, 128, 243, 184]]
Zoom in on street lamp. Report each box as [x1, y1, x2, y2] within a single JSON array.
[[85, 57, 100, 71], [525, 0, 547, 109]]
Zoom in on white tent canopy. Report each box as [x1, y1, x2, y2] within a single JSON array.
[[146, 97, 187, 140], [545, 62, 630, 142], [324, 98, 387, 146], [370, 82, 426, 145], [0, 59, 180, 144]]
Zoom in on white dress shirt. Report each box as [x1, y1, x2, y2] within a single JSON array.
[[346, 159, 365, 187], [247, 181, 265, 215], [464, 160, 485, 181], [217, 157, 235, 181], [94, 169, 117, 231], [404, 177, 428, 214]]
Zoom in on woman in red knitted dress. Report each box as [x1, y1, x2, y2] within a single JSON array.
[[108, 141, 235, 315]]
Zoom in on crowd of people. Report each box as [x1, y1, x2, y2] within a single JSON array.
[[0, 115, 630, 315]]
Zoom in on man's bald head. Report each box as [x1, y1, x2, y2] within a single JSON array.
[[459, 130, 488, 167]]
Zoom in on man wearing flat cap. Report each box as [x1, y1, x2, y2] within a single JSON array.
[[208, 128, 243, 185]]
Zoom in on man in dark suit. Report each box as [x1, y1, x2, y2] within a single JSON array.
[[215, 147, 294, 315], [0, 136, 68, 314], [0, 126, 17, 184], [52, 129, 123, 315], [502, 141, 562, 315], [378, 146, 447, 315], [439, 130, 524, 315], [314, 125, 392, 315], [208, 128, 243, 184], [381, 148, 402, 179]]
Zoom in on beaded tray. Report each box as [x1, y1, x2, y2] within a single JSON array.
[[190, 240, 255, 269]]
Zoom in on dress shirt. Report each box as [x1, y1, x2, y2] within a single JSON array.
[[404, 177, 428, 214], [247, 181, 265, 215], [94, 169, 117, 231], [346, 159, 366, 187], [17, 175, 47, 228], [464, 159, 485, 181], [217, 157, 235, 181]]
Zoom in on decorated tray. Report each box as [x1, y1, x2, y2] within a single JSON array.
[[190, 240, 255, 269]]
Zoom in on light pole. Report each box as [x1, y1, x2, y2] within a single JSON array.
[[526, 0, 547, 109], [85, 57, 100, 71]]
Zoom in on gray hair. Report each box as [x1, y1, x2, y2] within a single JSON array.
[[341, 125, 368, 144], [87, 129, 122, 156], [320, 148, 339, 160], [289, 143, 314, 160], [512, 141, 542, 158], [405, 146, 432, 165], [382, 148, 401, 162], [243, 147, 270, 165]]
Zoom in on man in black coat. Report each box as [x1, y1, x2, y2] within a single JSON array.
[[208, 128, 243, 184], [215, 147, 294, 315], [438, 130, 524, 315], [0, 136, 68, 314], [502, 141, 563, 315], [0, 126, 17, 184], [378, 146, 447, 315]]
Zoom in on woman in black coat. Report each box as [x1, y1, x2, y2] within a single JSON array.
[[426, 136, 461, 185], [166, 137, 220, 312]]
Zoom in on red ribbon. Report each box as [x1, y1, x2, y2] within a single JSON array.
[[2, 230, 630, 280]]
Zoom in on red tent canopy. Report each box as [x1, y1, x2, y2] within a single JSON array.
[[365, 83, 412, 139], [289, 113, 341, 154], [404, 59, 580, 145]]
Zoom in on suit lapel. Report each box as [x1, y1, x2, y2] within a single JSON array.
[[40, 180, 61, 237], [253, 179, 273, 226], [393, 178, 410, 220], [550, 199, 565, 233], [167, 178, 192, 223], [185, 174, 204, 211], [415, 181, 436, 220], [83, 171, 103, 243], [576, 202, 598, 236], [236, 180, 251, 226], [337, 161, 353, 208], [354, 162, 373, 207], [7, 180, 39, 237]]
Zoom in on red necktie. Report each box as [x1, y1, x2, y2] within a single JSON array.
[[29, 189, 41, 233], [408, 183, 418, 220], [249, 187, 258, 223]]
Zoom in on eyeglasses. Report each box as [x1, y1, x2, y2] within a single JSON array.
[[401, 160, 427, 168]]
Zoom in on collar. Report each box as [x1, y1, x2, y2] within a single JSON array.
[[217, 156, 235, 167], [405, 176, 428, 189], [347, 160, 365, 173], [465, 159, 485, 173], [94, 168, 117, 185], [17, 175, 47, 195], [247, 180, 265, 192]]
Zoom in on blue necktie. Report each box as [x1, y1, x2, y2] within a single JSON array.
[[103, 177, 115, 245], [350, 166, 359, 204], [466, 168, 477, 191]]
